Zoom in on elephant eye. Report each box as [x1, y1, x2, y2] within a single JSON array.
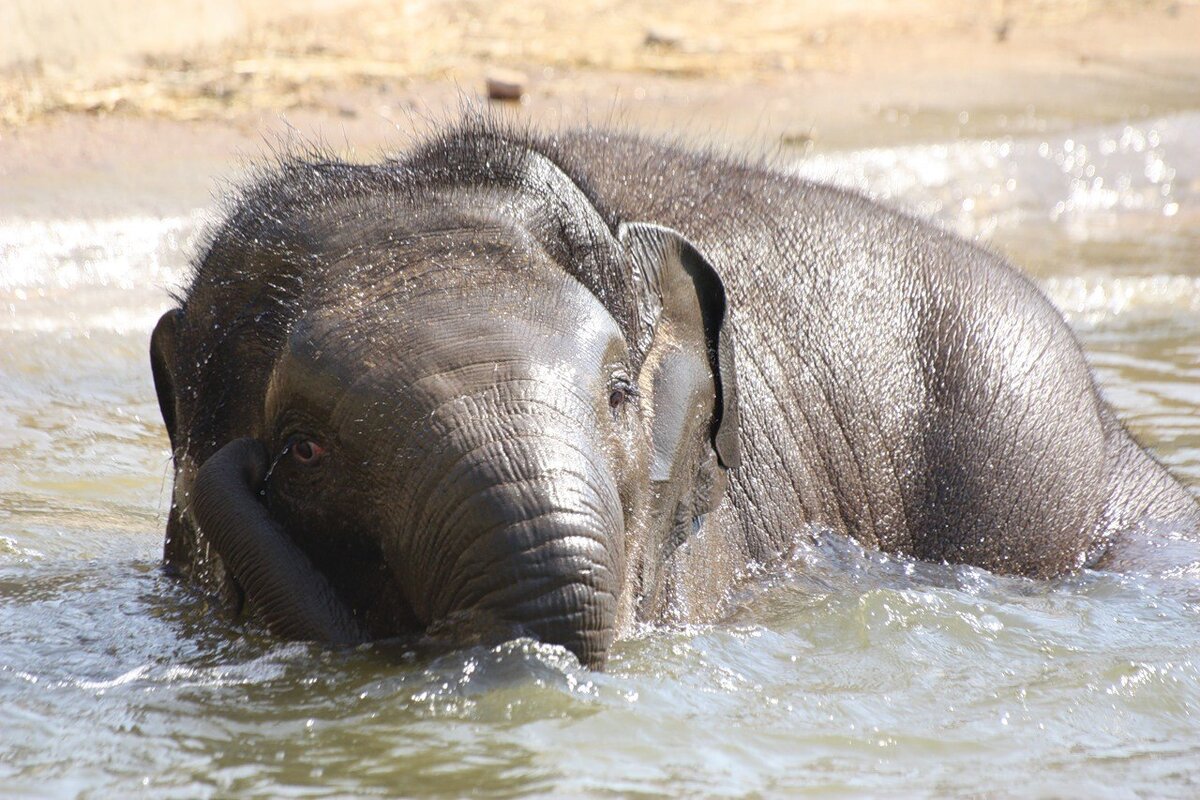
[[290, 438, 326, 465], [608, 378, 638, 411]]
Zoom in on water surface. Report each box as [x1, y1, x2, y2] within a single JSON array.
[[2, 113, 1199, 798]]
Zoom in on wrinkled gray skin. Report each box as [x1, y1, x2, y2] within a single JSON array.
[[151, 120, 1200, 668]]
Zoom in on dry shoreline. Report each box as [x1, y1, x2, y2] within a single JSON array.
[[1, 0, 1198, 217]]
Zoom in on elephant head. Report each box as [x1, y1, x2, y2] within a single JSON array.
[[149, 139, 739, 668]]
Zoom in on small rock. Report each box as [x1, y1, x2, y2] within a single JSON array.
[[644, 25, 684, 49], [995, 18, 1011, 43], [486, 69, 527, 102]]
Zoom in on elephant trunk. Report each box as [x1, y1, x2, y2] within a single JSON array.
[[413, 435, 625, 669], [190, 438, 363, 645], [455, 515, 620, 668]]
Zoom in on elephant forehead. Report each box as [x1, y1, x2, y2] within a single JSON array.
[[268, 263, 628, 425]]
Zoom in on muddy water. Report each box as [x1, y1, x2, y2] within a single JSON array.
[[2, 113, 1199, 798]]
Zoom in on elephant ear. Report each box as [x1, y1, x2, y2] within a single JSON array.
[[620, 222, 741, 488], [150, 308, 184, 450]]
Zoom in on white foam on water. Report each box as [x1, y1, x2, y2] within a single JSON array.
[[0, 212, 208, 334], [1043, 274, 1200, 320], [0, 213, 205, 290], [794, 113, 1200, 239]]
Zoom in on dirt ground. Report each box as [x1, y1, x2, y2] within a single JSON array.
[[2, 0, 1198, 216]]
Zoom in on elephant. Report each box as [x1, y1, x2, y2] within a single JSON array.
[[150, 117, 1200, 668]]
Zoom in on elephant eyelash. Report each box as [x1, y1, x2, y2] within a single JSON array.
[[267, 435, 330, 485], [260, 445, 292, 495]]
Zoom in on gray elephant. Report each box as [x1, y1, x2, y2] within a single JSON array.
[[150, 118, 1200, 668]]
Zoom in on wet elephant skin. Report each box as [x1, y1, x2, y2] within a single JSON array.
[[149, 118, 1200, 667]]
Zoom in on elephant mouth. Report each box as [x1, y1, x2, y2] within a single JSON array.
[[298, 538, 422, 641]]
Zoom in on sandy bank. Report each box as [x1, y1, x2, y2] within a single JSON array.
[[1, 0, 1198, 217]]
